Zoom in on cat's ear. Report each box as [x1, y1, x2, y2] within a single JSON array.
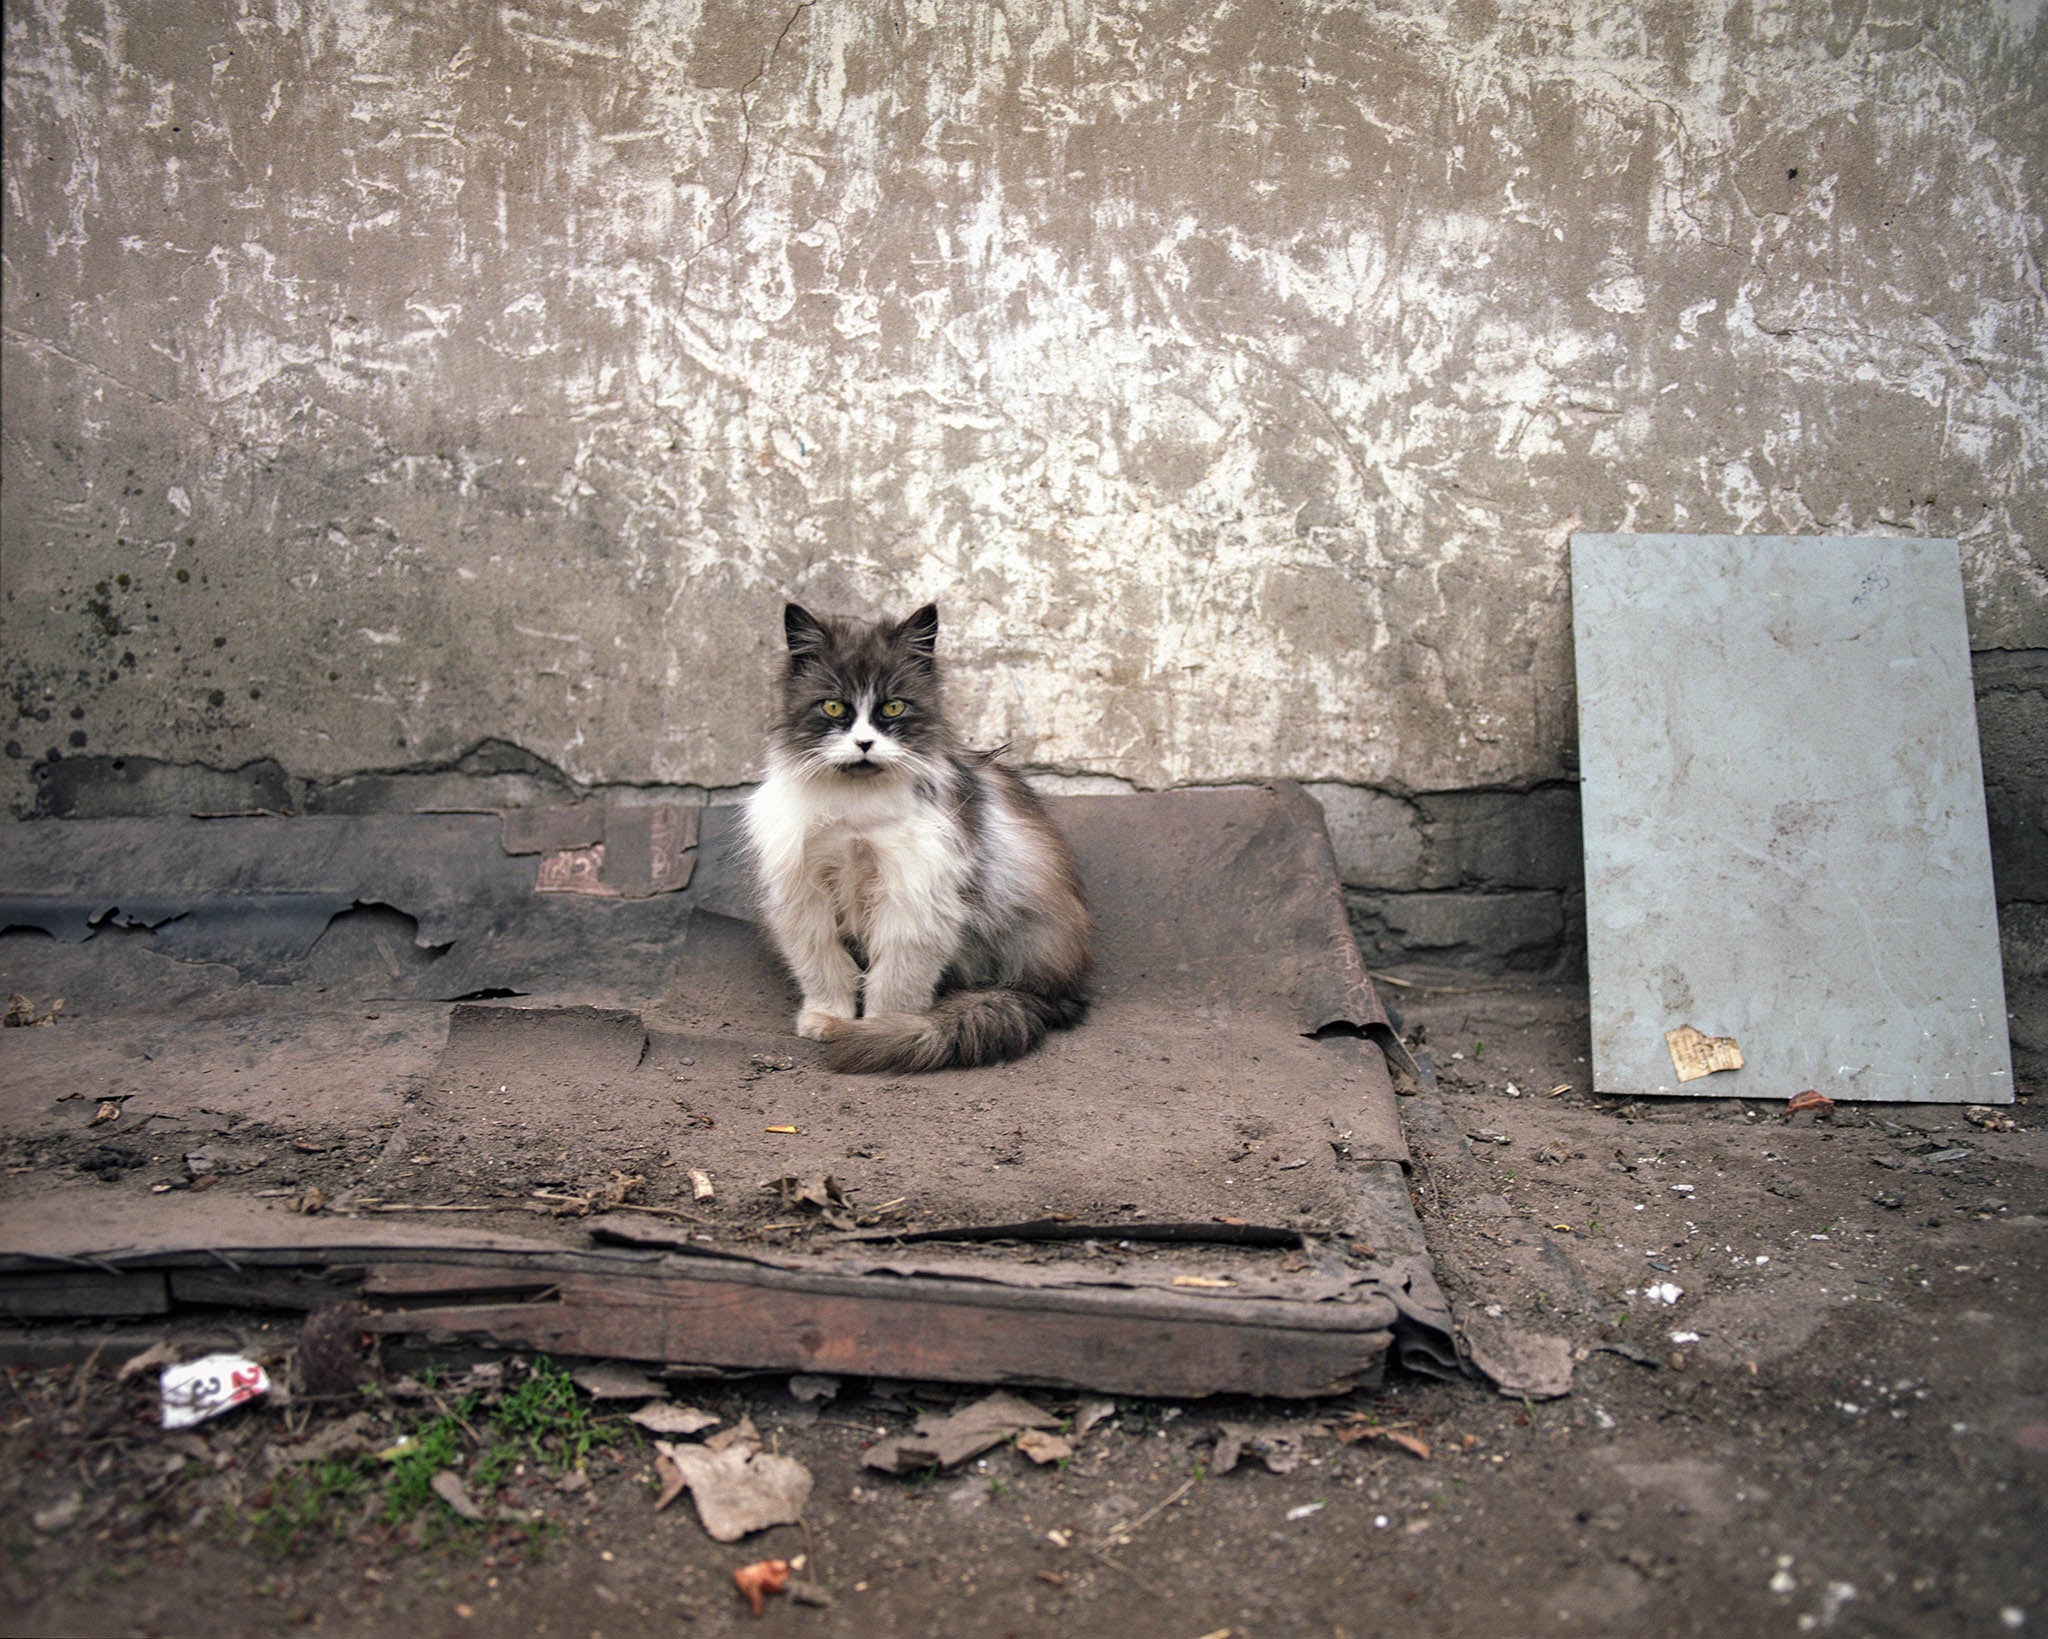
[[784, 603, 829, 657], [896, 603, 939, 659]]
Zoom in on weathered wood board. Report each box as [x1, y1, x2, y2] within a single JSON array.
[[0, 786, 1454, 1395]]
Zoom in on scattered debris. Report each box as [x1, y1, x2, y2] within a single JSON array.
[[1644, 1282, 1684, 1305], [1094, 1475, 1199, 1550], [769, 1172, 850, 1212], [295, 1302, 376, 1398], [1786, 1088, 1834, 1118], [733, 1558, 792, 1617], [1589, 1343, 1671, 1368], [689, 1168, 716, 1201], [1073, 1398, 1118, 1439], [861, 1391, 1061, 1474], [788, 1374, 840, 1404], [31, 1492, 84, 1533], [79, 1143, 145, 1181], [630, 1403, 721, 1437], [1286, 1501, 1326, 1520], [761, 1172, 855, 1229], [1461, 1314, 1574, 1400], [1922, 1146, 1975, 1166], [5, 992, 64, 1028], [116, 1341, 181, 1384], [1965, 1105, 2017, 1132], [271, 1412, 381, 1465], [535, 1171, 645, 1218], [653, 1453, 688, 1511], [160, 1354, 271, 1430], [88, 1099, 123, 1127], [1666, 1024, 1743, 1082], [1016, 1429, 1074, 1465], [1331, 1416, 1431, 1461], [1211, 1424, 1308, 1476], [654, 1421, 814, 1541], [431, 1470, 490, 1523], [1534, 1140, 1572, 1165], [569, 1363, 664, 1401]]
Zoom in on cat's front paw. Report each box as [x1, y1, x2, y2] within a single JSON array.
[[795, 1008, 852, 1042]]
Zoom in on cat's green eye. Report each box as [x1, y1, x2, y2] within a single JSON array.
[[879, 698, 908, 719], [821, 699, 849, 720]]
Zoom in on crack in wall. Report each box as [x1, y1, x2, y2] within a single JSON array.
[[680, 0, 823, 297]]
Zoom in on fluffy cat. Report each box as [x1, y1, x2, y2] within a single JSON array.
[[742, 602, 1091, 1073]]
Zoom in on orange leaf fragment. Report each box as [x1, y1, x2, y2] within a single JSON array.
[[1381, 1429, 1432, 1461], [1786, 1088, 1834, 1115], [733, 1558, 792, 1617]]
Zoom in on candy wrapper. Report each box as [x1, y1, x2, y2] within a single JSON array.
[[159, 1353, 270, 1429]]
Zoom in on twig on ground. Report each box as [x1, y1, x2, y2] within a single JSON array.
[[1093, 1474, 1197, 1552]]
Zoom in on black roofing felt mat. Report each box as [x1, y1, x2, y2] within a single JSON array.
[[0, 785, 1454, 1395]]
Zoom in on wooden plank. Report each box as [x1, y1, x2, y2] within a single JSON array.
[[0, 1268, 170, 1319], [366, 1266, 1390, 1398], [0, 1327, 229, 1368], [0, 1244, 1401, 1396], [168, 1266, 360, 1311], [362, 1265, 560, 1302]]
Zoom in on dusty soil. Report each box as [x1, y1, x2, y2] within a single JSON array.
[[5, 970, 2043, 1639]]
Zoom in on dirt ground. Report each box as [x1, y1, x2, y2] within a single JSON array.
[[4, 969, 2043, 1639]]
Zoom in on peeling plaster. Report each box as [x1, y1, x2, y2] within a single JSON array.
[[3, 0, 2045, 816]]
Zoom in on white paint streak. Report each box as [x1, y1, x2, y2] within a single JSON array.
[[2, 0, 2042, 798]]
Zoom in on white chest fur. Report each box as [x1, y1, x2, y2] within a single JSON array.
[[745, 766, 971, 945]]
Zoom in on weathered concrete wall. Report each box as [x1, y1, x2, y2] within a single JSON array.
[[4, 1, 2044, 974]]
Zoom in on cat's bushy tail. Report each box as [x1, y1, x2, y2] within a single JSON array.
[[821, 988, 1087, 1074]]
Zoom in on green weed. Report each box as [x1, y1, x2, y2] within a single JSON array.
[[234, 1356, 621, 1559], [379, 1404, 473, 1524], [491, 1356, 615, 1475], [240, 1459, 372, 1559]]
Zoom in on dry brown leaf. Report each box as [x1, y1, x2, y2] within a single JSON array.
[[1331, 1416, 1431, 1460], [652, 1426, 813, 1541], [1016, 1429, 1074, 1465], [430, 1469, 488, 1521], [630, 1402, 721, 1437], [652, 1449, 690, 1512], [861, 1391, 1060, 1473]]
